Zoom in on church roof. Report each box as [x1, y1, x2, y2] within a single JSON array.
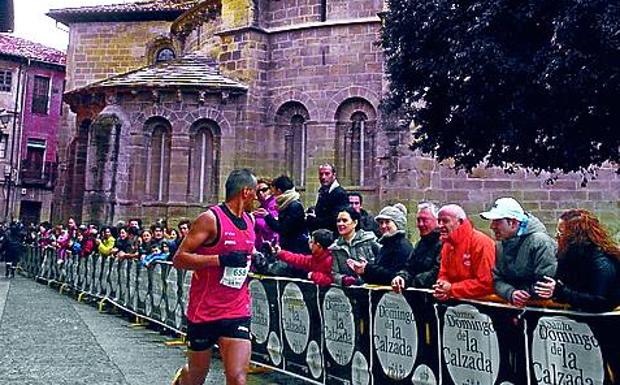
[[48, 0, 200, 24], [0, 33, 65, 66], [66, 54, 247, 96]]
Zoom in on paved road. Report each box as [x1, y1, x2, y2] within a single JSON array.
[[0, 265, 304, 385]]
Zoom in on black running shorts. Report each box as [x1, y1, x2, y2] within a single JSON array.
[[186, 317, 251, 351]]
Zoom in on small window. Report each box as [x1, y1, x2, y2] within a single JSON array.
[[32, 76, 50, 114], [155, 48, 175, 63], [0, 69, 11, 92], [25, 139, 46, 177], [0, 134, 8, 158]]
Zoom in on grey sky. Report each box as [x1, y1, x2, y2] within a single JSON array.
[[13, 0, 130, 51]]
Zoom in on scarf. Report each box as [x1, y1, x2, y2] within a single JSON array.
[[276, 188, 300, 211]]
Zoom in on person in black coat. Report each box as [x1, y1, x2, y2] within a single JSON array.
[[3, 222, 24, 278], [254, 175, 310, 278], [535, 208, 620, 312], [306, 163, 349, 233], [392, 202, 442, 290], [348, 203, 412, 285], [348, 192, 381, 238]]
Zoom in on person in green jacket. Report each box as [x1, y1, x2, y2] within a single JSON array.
[[480, 197, 557, 307], [330, 207, 381, 286]]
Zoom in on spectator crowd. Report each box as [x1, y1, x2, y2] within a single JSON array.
[[2, 163, 619, 313]]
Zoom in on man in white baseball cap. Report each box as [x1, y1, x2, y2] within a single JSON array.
[[480, 197, 557, 307]]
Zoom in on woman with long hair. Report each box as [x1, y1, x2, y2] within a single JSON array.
[[535, 208, 620, 312], [330, 207, 381, 286]]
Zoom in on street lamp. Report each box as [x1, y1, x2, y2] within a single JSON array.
[[0, 109, 12, 129]]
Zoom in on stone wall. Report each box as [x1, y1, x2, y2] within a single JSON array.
[[326, 0, 383, 20], [263, 20, 383, 201], [265, 0, 322, 29], [56, 20, 176, 222], [66, 21, 173, 90]]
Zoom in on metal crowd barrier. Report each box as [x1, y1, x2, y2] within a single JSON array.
[[21, 245, 189, 332], [19, 245, 620, 385]]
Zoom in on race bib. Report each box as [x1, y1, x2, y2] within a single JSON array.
[[220, 264, 250, 289]]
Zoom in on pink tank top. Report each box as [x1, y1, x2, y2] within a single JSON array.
[[186, 204, 255, 323]]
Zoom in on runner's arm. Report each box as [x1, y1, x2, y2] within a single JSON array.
[[173, 211, 221, 270]]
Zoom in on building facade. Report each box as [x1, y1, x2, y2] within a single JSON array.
[[50, 0, 618, 231], [0, 34, 65, 224]]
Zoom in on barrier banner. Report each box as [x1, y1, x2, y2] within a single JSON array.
[[370, 288, 441, 385], [280, 279, 324, 384], [525, 309, 620, 385], [469, 301, 528, 385], [437, 301, 528, 385], [320, 285, 372, 385], [250, 277, 284, 370]]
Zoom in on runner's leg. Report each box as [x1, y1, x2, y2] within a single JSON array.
[[175, 349, 212, 385], [218, 337, 251, 385]]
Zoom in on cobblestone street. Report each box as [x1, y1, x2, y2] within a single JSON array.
[[0, 265, 304, 385]]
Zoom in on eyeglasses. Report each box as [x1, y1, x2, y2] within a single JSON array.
[[257, 187, 270, 193]]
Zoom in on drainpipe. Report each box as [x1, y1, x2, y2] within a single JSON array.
[[4, 60, 24, 220]]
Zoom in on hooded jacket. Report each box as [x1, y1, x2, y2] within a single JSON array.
[[278, 248, 334, 286], [330, 229, 381, 285], [363, 231, 413, 285], [493, 214, 557, 301], [437, 219, 496, 299]]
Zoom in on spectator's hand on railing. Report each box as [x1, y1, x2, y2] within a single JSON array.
[[433, 280, 451, 301], [534, 276, 556, 299], [511, 290, 531, 307], [346, 259, 367, 275], [342, 275, 358, 287], [391, 276, 406, 293]]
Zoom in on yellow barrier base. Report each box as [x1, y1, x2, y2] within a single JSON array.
[[247, 364, 272, 375], [130, 316, 147, 328], [98, 298, 107, 313], [59, 283, 69, 295], [164, 337, 186, 347], [77, 292, 87, 302]]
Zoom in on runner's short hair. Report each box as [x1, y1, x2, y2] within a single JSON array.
[[225, 169, 257, 200]]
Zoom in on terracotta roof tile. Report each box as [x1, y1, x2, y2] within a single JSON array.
[[0, 34, 66, 65], [48, 0, 199, 17], [67, 54, 247, 95]]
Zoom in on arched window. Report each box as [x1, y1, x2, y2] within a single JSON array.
[[155, 47, 175, 63], [335, 98, 377, 186], [287, 115, 306, 185], [147, 121, 171, 201], [276, 102, 310, 186], [188, 120, 220, 204]]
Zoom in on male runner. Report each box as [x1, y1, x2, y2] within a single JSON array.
[[172, 169, 257, 385]]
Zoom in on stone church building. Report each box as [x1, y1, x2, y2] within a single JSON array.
[[49, 0, 618, 229]]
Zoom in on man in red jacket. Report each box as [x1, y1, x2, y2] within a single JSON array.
[[433, 204, 496, 300], [275, 229, 334, 286]]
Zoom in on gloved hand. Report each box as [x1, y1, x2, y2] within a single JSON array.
[[342, 275, 358, 287], [251, 251, 268, 269], [218, 251, 249, 267]]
